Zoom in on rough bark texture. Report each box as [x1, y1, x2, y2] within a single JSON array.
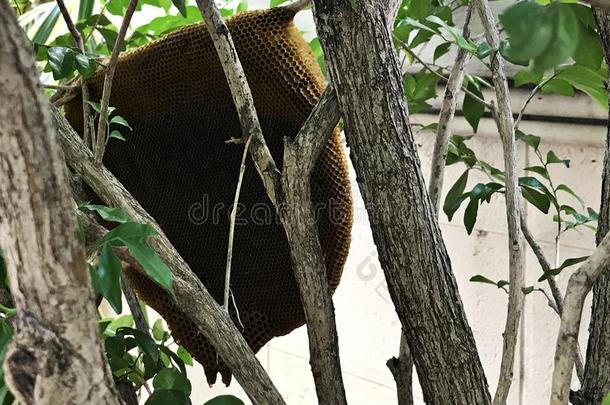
[[474, 0, 525, 402], [550, 232, 610, 405], [311, 1, 491, 404], [387, 332, 414, 405], [280, 89, 347, 404], [578, 10, 610, 405], [0, 4, 122, 404], [53, 109, 285, 405], [428, 4, 473, 216]]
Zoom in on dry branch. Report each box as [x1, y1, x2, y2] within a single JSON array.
[[0, 5, 122, 403], [53, 109, 286, 405], [474, 0, 525, 402]]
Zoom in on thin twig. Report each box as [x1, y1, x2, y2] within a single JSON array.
[[550, 231, 610, 405], [224, 134, 252, 312], [44, 83, 79, 91], [513, 72, 560, 132], [475, 0, 525, 403], [428, 2, 473, 215], [94, 0, 139, 163], [55, 0, 93, 145]]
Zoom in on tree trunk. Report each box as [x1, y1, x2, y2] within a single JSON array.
[[0, 4, 122, 404], [578, 10, 610, 405], [311, 1, 491, 404]]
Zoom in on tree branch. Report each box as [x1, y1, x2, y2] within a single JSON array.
[[193, 0, 348, 402], [0, 5, 122, 403], [194, 0, 282, 206], [94, 0, 139, 163], [428, 1, 473, 216], [55, 0, 94, 147], [52, 108, 286, 405], [474, 0, 525, 402], [550, 231, 610, 405]]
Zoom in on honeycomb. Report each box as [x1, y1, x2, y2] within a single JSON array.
[[64, 6, 352, 385]]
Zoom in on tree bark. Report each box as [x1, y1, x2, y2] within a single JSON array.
[[279, 89, 348, 404], [473, 0, 525, 402], [0, 4, 122, 404], [578, 10, 610, 405], [550, 231, 610, 405], [311, 1, 491, 404]]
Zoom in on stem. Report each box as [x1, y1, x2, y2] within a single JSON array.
[[428, 2, 473, 215], [474, 0, 525, 402], [94, 0, 139, 163]]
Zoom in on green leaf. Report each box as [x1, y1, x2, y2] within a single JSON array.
[[433, 42, 451, 62], [426, 16, 476, 53], [47, 47, 76, 80], [513, 70, 543, 87], [32, 5, 61, 44], [539, 255, 589, 281], [522, 286, 535, 295], [75, 54, 97, 78], [271, 0, 289, 5], [464, 196, 479, 235], [463, 80, 485, 132], [546, 151, 570, 167], [126, 242, 173, 295], [557, 65, 608, 108], [117, 327, 160, 363], [108, 314, 134, 332], [172, 0, 187, 17], [497, 280, 509, 288], [110, 115, 132, 130], [98, 27, 119, 52], [110, 130, 126, 141], [516, 131, 541, 150], [204, 395, 246, 405], [524, 165, 549, 180], [521, 186, 550, 214], [475, 42, 492, 60], [540, 78, 575, 97], [98, 222, 157, 247], [80, 203, 130, 223], [573, 25, 603, 70], [469, 275, 496, 285], [96, 244, 123, 313], [78, 0, 95, 20], [443, 170, 469, 221], [144, 390, 189, 405], [500, 2, 579, 72], [556, 184, 585, 208], [153, 368, 191, 394], [152, 319, 165, 341], [176, 346, 193, 366]]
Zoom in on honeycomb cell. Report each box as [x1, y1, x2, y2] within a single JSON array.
[[64, 6, 352, 385]]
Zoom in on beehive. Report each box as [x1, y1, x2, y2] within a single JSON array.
[[64, 6, 352, 385]]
